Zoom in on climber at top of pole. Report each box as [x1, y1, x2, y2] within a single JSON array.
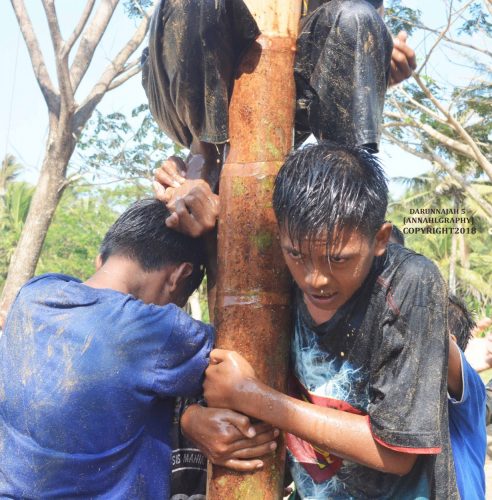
[[144, 0, 416, 193]]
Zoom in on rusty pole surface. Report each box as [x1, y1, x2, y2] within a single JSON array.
[[209, 2, 302, 499]]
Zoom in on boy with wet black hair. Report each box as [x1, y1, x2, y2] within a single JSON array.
[[202, 142, 459, 498], [0, 197, 277, 499]]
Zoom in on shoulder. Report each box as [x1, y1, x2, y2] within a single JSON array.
[[130, 302, 214, 346], [379, 244, 446, 309], [383, 243, 441, 279], [13, 273, 81, 304], [21, 273, 81, 290]]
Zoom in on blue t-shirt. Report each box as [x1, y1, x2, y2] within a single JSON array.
[[448, 350, 486, 500], [0, 273, 214, 499]]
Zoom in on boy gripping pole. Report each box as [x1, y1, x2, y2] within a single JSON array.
[[0, 197, 278, 499], [159, 143, 458, 499]]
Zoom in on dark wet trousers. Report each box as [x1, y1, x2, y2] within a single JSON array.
[[142, 0, 393, 152]]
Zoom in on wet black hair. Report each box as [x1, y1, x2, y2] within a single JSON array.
[[448, 294, 475, 351], [389, 224, 405, 246], [100, 199, 205, 296], [273, 142, 388, 249]]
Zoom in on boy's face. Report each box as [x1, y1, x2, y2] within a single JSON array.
[[280, 224, 391, 324]]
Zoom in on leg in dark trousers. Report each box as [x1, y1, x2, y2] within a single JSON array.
[[295, 0, 393, 151], [143, 0, 393, 166], [142, 0, 260, 187]]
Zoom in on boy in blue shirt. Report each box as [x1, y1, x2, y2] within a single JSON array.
[[446, 295, 486, 499], [0, 197, 276, 499]]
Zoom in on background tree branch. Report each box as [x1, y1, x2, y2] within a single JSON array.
[[69, 0, 120, 93], [10, 0, 58, 113], [73, 8, 153, 133], [61, 0, 96, 58]]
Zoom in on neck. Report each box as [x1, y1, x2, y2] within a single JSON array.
[[304, 298, 337, 325], [84, 257, 158, 302]]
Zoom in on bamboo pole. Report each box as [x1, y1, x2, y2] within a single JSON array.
[[208, 2, 302, 499]]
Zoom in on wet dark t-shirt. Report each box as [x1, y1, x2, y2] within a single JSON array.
[[287, 244, 459, 499]]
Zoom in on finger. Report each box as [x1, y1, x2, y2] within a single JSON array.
[[228, 428, 280, 452], [230, 441, 277, 459], [183, 190, 218, 229], [221, 458, 264, 472], [160, 157, 187, 181], [165, 212, 179, 229], [174, 198, 202, 237], [397, 30, 408, 43], [167, 156, 187, 177], [162, 187, 176, 205], [251, 422, 278, 436], [393, 38, 417, 71], [192, 196, 219, 228], [210, 348, 231, 364], [392, 47, 411, 74], [153, 180, 167, 202], [155, 168, 181, 189], [183, 188, 208, 215], [224, 412, 255, 438], [396, 45, 417, 71]]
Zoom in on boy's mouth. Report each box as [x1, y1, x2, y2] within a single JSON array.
[[305, 291, 338, 307]]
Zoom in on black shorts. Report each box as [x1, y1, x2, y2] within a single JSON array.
[[295, 0, 393, 149], [142, 0, 392, 151], [142, 0, 260, 148]]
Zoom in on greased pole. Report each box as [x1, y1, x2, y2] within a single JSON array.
[[209, 2, 302, 499]]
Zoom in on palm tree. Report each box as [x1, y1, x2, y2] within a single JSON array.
[[0, 157, 33, 289], [388, 169, 492, 316], [0, 155, 22, 200]]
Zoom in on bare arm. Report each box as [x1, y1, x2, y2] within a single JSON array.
[[204, 349, 418, 476], [448, 337, 463, 400]]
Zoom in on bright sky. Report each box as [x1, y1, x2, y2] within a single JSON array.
[[0, 1, 484, 198]]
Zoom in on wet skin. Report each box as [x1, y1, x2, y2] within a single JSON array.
[[280, 224, 391, 325], [204, 224, 420, 476]]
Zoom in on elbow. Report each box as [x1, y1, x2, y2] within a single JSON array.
[[386, 454, 417, 476]]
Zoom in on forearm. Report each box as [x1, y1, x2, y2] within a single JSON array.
[[204, 229, 218, 321], [188, 140, 224, 191], [233, 379, 416, 475]]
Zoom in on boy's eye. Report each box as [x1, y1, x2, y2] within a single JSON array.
[[329, 255, 346, 264], [287, 249, 302, 260]]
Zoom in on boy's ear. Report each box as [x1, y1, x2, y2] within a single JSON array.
[[169, 262, 193, 292], [374, 222, 393, 257], [95, 254, 103, 271]]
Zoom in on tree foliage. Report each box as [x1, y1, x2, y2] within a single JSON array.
[[384, 0, 492, 218], [382, 1, 492, 317], [0, 0, 157, 324], [73, 104, 182, 183], [0, 157, 152, 290]]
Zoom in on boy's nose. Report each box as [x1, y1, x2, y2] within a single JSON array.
[[305, 269, 330, 289]]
